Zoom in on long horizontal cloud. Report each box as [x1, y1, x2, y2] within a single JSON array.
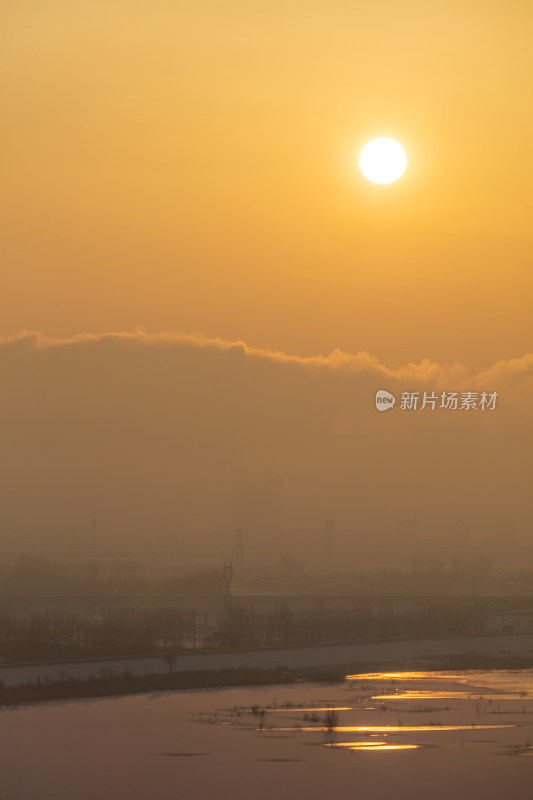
[[1, 328, 529, 386]]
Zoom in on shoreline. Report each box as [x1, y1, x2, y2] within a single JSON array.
[[2, 631, 533, 688], [1, 652, 532, 709]]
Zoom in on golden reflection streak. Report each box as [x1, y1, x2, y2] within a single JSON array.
[[372, 692, 477, 700], [260, 707, 353, 713], [325, 741, 420, 751], [268, 724, 514, 733], [346, 672, 470, 681], [371, 691, 519, 700]]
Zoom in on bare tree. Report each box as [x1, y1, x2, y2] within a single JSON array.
[[324, 709, 338, 732], [163, 653, 178, 673]]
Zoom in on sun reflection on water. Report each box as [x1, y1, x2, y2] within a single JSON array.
[[209, 669, 533, 761], [325, 741, 420, 751], [268, 725, 514, 733], [346, 672, 472, 681]]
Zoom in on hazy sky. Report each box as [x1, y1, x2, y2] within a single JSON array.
[[1, 1, 532, 367], [0, 332, 530, 564], [1, 4, 532, 565]]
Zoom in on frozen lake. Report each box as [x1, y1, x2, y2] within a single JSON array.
[[1, 669, 532, 799]]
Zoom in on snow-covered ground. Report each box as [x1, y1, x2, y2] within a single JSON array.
[[1, 632, 532, 687]]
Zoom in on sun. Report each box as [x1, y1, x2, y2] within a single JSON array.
[[359, 138, 407, 184]]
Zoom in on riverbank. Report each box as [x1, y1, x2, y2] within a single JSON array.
[[1, 651, 532, 708], [1, 631, 533, 688]]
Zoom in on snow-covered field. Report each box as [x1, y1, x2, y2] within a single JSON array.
[[1, 632, 533, 686]]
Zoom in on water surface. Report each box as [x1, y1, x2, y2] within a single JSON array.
[[1, 669, 532, 799]]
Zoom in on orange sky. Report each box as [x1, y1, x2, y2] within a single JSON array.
[[1, 1, 532, 368], [1, 3, 532, 564]]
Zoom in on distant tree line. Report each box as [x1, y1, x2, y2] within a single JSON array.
[[0, 556, 530, 663], [0, 597, 487, 663]]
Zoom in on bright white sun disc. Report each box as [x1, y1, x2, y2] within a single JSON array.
[[359, 138, 407, 184]]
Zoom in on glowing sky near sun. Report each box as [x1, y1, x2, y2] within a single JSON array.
[[1, 1, 532, 368]]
